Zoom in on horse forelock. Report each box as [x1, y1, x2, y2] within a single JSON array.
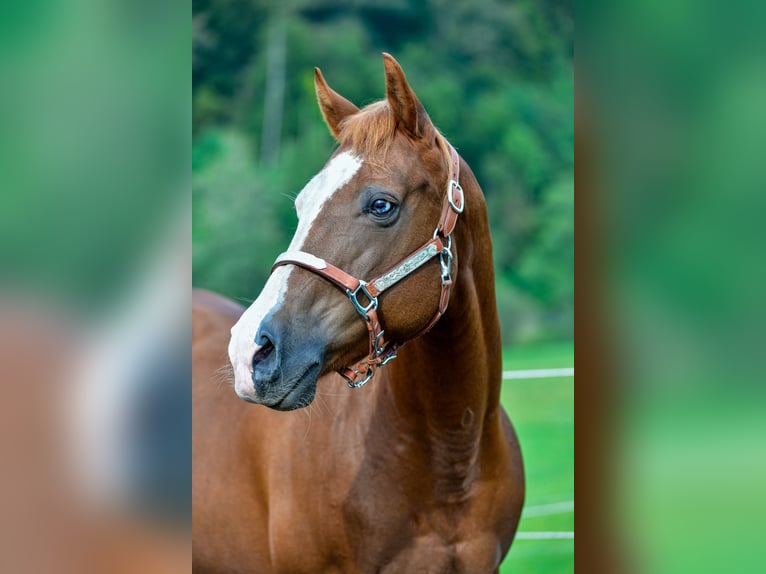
[[338, 100, 452, 188], [337, 101, 397, 158]]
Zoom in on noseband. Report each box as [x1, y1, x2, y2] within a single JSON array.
[[271, 142, 464, 388]]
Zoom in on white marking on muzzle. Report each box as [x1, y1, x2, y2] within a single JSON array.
[[229, 152, 362, 397]]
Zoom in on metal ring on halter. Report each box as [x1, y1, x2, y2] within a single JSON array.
[[433, 228, 455, 246], [448, 180, 465, 214], [346, 368, 375, 389], [345, 281, 378, 317]]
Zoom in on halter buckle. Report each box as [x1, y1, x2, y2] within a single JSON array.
[[448, 180, 465, 214], [346, 281, 378, 317]]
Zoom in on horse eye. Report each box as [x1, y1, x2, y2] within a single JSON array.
[[369, 198, 396, 216]]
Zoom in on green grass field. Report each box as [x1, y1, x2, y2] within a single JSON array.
[[499, 340, 574, 573]]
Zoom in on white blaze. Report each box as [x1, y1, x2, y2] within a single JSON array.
[[229, 152, 362, 397]]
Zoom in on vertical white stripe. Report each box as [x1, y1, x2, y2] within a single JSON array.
[[229, 152, 362, 396]]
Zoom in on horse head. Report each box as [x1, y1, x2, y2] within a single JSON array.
[[229, 54, 461, 410]]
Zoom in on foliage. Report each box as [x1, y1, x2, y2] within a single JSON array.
[[192, 0, 573, 343]]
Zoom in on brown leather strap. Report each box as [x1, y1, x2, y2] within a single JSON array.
[[273, 253, 389, 388], [410, 276, 452, 340], [367, 236, 446, 297], [436, 146, 463, 237], [273, 252, 360, 293]]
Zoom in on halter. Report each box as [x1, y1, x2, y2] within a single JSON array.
[[271, 143, 464, 388]]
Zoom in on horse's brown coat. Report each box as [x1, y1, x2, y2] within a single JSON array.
[[193, 54, 524, 573]]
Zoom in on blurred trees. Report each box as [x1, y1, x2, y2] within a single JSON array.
[[192, 0, 572, 343]]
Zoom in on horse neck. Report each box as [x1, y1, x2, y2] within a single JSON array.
[[377, 167, 503, 490]]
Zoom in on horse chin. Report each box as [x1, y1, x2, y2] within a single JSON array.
[[268, 367, 319, 411], [236, 360, 320, 411]]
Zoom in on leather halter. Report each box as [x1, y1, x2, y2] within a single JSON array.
[[272, 142, 464, 388]]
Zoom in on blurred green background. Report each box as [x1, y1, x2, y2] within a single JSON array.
[[0, 0, 188, 314], [583, 2, 766, 572], [192, 0, 573, 346]]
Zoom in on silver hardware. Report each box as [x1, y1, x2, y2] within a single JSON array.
[[374, 330, 386, 354], [372, 243, 439, 292], [345, 350, 398, 389], [346, 281, 378, 317], [431, 228, 454, 248], [440, 246, 453, 285], [380, 352, 398, 366], [448, 180, 465, 214], [346, 368, 375, 389]]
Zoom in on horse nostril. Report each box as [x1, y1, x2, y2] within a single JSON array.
[[252, 338, 275, 369]]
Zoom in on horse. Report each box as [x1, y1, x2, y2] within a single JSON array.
[[192, 53, 524, 573]]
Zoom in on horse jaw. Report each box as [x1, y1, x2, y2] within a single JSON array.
[[228, 151, 362, 404]]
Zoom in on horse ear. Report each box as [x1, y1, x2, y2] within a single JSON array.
[[382, 52, 431, 138], [314, 67, 359, 140]]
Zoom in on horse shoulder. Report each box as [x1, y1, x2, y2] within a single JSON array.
[[480, 407, 525, 552], [419, 410, 523, 572], [192, 290, 274, 571]]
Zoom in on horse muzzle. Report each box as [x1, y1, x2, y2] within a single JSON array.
[[234, 314, 324, 411]]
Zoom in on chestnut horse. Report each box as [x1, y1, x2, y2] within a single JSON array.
[[193, 54, 524, 573]]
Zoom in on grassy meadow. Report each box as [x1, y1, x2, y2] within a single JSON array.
[[499, 340, 574, 573]]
